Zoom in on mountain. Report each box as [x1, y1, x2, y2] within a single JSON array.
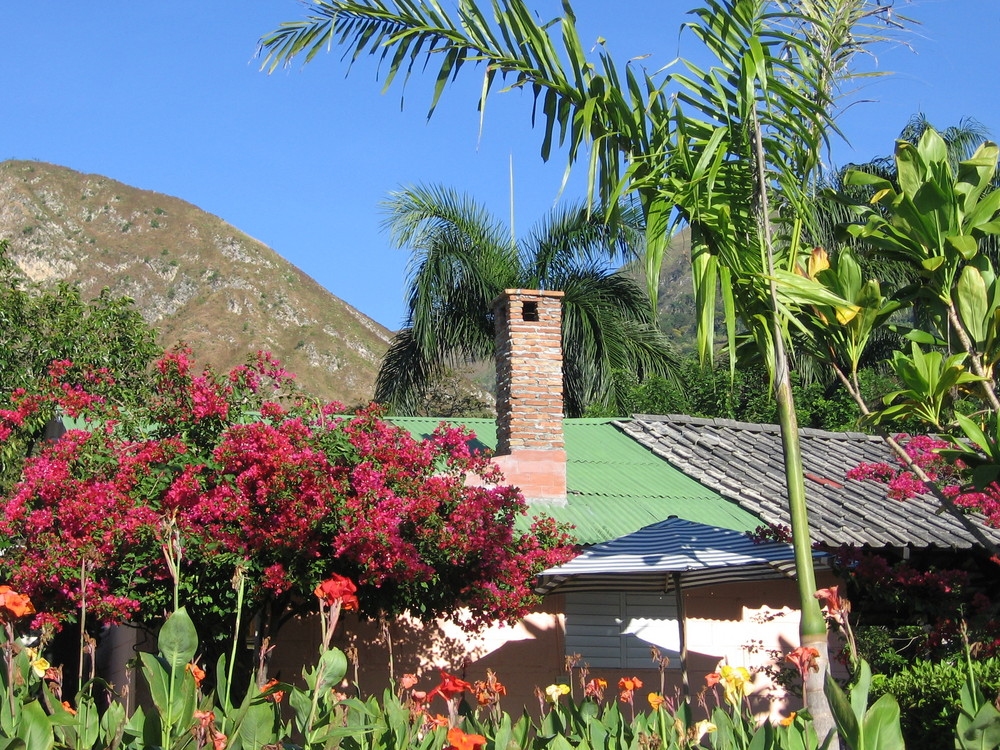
[[0, 160, 392, 407]]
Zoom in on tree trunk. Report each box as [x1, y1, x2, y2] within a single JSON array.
[[755, 116, 837, 747]]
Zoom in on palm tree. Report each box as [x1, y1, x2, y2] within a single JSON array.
[[374, 184, 677, 417], [259, 0, 904, 737]]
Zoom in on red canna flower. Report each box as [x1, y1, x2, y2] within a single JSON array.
[[584, 677, 607, 700], [186, 662, 206, 688], [261, 677, 285, 703], [428, 669, 473, 702], [785, 647, 820, 683], [446, 727, 487, 750], [705, 672, 721, 688], [314, 574, 359, 611]]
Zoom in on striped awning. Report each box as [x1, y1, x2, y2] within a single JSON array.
[[536, 517, 821, 594]]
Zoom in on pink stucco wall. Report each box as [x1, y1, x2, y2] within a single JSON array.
[[265, 574, 839, 719]]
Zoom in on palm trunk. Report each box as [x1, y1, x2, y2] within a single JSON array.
[[755, 117, 837, 746]]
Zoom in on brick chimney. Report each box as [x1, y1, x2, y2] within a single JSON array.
[[490, 289, 566, 504]]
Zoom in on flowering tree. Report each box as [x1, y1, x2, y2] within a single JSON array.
[[0, 348, 576, 655]]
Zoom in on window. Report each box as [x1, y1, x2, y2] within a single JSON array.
[[564, 591, 680, 669]]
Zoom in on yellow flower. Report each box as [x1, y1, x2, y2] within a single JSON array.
[[544, 683, 570, 703], [690, 720, 717, 743], [31, 657, 50, 678], [719, 665, 751, 706]]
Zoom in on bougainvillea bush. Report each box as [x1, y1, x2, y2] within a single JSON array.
[[0, 349, 576, 651]]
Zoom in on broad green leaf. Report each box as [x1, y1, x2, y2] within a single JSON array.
[[824, 672, 860, 750], [157, 607, 198, 674], [850, 660, 872, 720], [316, 647, 349, 692], [236, 699, 279, 748], [957, 264, 989, 342], [14, 701, 53, 750], [947, 234, 979, 260], [861, 694, 905, 750], [140, 652, 171, 716]]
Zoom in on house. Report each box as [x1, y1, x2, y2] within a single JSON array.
[[268, 288, 1000, 715]]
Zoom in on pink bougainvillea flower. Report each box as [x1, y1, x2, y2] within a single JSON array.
[[446, 727, 487, 750], [313, 574, 359, 611], [428, 669, 472, 701], [0, 586, 35, 622]]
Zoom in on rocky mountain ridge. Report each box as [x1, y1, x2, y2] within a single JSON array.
[[0, 160, 392, 406]]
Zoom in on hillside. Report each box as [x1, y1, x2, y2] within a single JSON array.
[[0, 160, 392, 407]]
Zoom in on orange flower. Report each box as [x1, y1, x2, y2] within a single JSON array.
[[618, 676, 643, 691], [186, 662, 206, 687], [314, 575, 359, 611], [0, 586, 35, 622], [705, 672, 721, 688], [785, 647, 820, 682], [61, 701, 77, 716], [261, 677, 285, 703], [446, 727, 487, 750], [428, 669, 472, 702], [647, 693, 665, 710], [400, 673, 419, 690], [779, 712, 797, 727], [425, 713, 449, 728]]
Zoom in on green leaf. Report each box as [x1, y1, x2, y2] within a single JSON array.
[[316, 647, 349, 692], [861, 694, 905, 750], [957, 264, 990, 342], [236, 699, 279, 748], [14, 701, 53, 750], [851, 660, 872, 721], [947, 234, 980, 260], [157, 607, 198, 674], [824, 672, 860, 750], [140, 652, 171, 716]]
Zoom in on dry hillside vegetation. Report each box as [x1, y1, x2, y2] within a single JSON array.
[[0, 160, 392, 406]]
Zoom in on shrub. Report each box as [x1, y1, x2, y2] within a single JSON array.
[[870, 657, 1000, 750]]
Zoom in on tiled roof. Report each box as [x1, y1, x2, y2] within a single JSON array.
[[618, 414, 1000, 549], [390, 417, 762, 545]]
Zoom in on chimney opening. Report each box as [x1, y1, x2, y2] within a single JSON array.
[[522, 301, 539, 321]]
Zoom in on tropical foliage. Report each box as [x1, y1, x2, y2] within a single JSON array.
[[259, 1, 909, 737], [0, 241, 160, 494], [375, 185, 677, 416]]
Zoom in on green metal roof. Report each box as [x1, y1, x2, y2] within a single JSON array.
[[390, 417, 762, 545]]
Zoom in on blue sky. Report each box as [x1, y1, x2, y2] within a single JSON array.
[[5, 1, 997, 330]]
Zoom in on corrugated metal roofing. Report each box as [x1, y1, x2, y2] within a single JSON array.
[[391, 417, 762, 545]]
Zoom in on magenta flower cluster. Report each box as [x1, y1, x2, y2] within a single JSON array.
[[847, 433, 1000, 527], [0, 349, 576, 630]]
